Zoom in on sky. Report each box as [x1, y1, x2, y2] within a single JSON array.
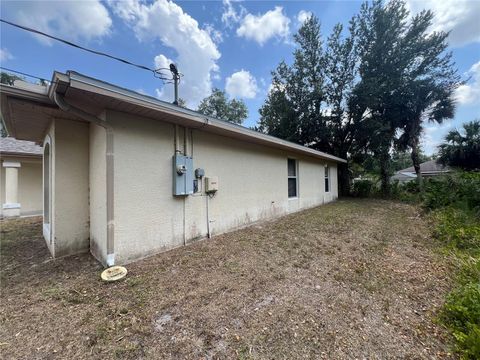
[[1, 0, 479, 156]]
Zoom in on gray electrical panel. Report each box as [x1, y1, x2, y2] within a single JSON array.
[[173, 154, 194, 196]]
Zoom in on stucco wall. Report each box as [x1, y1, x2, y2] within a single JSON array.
[[18, 161, 42, 215], [0, 165, 3, 214], [110, 111, 184, 264], [0, 157, 42, 217], [89, 123, 107, 263], [188, 130, 290, 239], [108, 111, 338, 264], [46, 118, 90, 258]]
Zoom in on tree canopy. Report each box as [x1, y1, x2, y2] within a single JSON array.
[[1, 72, 23, 86], [257, 0, 460, 195], [197, 88, 248, 125], [438, 120, 480, 170]]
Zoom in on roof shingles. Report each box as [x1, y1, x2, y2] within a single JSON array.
[[0, 137, 43, 156]]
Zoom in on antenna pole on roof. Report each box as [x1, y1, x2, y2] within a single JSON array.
[[169, 63, 180, 105]]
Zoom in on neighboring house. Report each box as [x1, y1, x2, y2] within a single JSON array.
[[391, 160, 450, 183], [0, 72, 346, 266], [0, 137, 42, 217]]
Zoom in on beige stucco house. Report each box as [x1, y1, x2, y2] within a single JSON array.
[[0, 71, 346, 266], [0, 137, 42, 217]]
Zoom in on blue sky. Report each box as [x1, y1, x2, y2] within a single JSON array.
[[1, 0, 479, 155]]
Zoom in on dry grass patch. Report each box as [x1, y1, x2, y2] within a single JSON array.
[[0, 200, 455, 359]]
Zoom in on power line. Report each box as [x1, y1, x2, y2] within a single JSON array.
[[0, 18, 180, 83], [0, 66, 166, 100], [0, 66, 50, 83]]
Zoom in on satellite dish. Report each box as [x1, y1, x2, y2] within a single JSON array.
[[101, 266, 128, 282]]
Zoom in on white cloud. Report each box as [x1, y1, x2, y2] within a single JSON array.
[[236, 6, 290, 46], [3, 0, 112, 45], [154, 54, 173, 70], [421, 122, 453, 155], [225, 70, 258, 99], [455, 61, 480, 106], [204, 23, 223, 44], [109, 0, 221, 107], [0, 48, 13, 62], [297, 10, 312, 25], [406, 0, 480, 47], [221, 0, 246, 27]]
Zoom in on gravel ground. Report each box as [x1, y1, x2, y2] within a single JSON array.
[[0, 199, 454, 359]]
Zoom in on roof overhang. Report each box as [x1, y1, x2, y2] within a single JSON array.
[[0, 152, 42, 160], [1, 82, 58, 143], [4, 70, 347, 163]]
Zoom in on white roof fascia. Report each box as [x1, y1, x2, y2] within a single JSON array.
[[57, 71, 347, 164]]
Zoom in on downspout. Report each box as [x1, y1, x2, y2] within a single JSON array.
[[53, 92, 115, 267]]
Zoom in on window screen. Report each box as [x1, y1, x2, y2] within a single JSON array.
[[288, 158, 296, 177], [288, 159, 297, 198], [325, 166, 330, 193]]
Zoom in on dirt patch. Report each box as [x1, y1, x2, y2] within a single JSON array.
[[0, 200, 455, 359]]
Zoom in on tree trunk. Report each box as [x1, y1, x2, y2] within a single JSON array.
[[410, 142, 423, 189], [338, 161, 351, 197], [379, 151, 391, 197]]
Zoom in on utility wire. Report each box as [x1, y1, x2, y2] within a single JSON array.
[[0, 66, 51, 83], [0, 18, 181, 83]]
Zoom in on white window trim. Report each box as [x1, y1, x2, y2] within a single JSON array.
[[288, 158, 299, 199]]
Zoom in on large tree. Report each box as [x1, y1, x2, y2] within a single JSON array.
[[197, 88, 248, 124], [394, 9, 460, 186], [258, 16, 361, 195], [438, 120, 480, 170], [258, 1, 461, 196], [258, 16, 326, 147], [353, 0, 459, 194], [352, 0, 416, 195]]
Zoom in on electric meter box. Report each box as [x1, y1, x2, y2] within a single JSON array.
[[205, 176, 219, 193], [173, 154, 194, 196]]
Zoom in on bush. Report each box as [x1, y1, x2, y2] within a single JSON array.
[[352, 179, 374, 197], [391, 180, 422, 203], [433, 208, 480, 251], [423, 172, 480, 213], [441, 282, 480, 359]]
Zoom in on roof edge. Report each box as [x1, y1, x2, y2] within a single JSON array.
[[0, 151, 42, 159], [54, 71, 347, 163], [0, 83, 54, 138]]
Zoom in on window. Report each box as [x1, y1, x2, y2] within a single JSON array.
[[324, 165, 330, 193], [288, 158, 297, 198]]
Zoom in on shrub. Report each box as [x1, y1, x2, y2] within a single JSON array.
[[394, 180, 422, 203], [441, 282, 480, 359], [423, 172, 480, 213], [352, 179, 374, 197], [433, 208, 480, 251]]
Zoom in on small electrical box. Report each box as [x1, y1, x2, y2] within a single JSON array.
[[173, 154, 194, 196], [205, 176, 218, 193], [195, 168, 205, 178]]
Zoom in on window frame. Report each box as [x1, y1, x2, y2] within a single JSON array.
[[324, 165, 330, 193], [287, 158, 298, 199]]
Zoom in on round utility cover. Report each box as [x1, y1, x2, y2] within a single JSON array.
[[101, 266, 127, 282]]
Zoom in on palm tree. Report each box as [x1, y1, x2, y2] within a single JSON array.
[[438, 120, 480, 170], [397, 83, 456, 186]]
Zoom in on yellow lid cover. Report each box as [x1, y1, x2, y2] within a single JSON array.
[[101, 266, 127, 282]]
